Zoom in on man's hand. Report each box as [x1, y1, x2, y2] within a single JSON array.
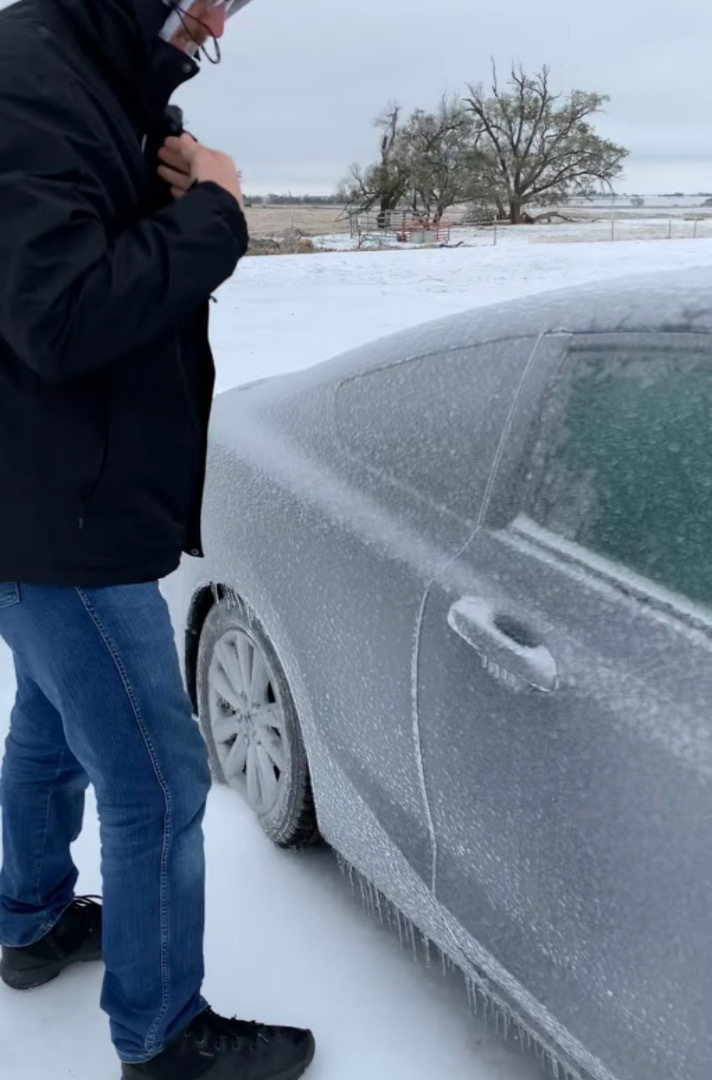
[[157, 135, 244, 209]]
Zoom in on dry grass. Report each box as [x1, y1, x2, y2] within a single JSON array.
[[243, 203, 349, 240], [247, 235, 317, 257]]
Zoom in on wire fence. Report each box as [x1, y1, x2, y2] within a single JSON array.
[[341, 208, 712, 249]]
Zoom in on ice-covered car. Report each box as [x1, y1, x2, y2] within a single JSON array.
[[166, 269, 712, 1080]]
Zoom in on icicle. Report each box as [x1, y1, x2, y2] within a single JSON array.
[[471, 979, 480, 1016], [395, 909, 404, 949], [374, 888, 384, 925], [420, 932, 431, 967]]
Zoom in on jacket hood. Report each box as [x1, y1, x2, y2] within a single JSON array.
[[38, 0, 198, 128]]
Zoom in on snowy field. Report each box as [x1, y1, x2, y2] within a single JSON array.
[[3, 236, 712, 1080], [210, 235, 712, 393]]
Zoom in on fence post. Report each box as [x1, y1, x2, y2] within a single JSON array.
[[494, 217, 498, 246], [694, 217, 699, 239], [668, 217, 672, 240], [611, 215, 615, 242]]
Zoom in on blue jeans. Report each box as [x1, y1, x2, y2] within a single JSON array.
[[0, 582, 211, 1063]]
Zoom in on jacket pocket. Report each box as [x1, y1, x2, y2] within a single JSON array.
[[0, 583, 19, 610]]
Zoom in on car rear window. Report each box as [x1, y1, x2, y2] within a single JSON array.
[[526, 341, 712, 608]]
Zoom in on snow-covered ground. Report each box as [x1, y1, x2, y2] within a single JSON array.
[[3, 236, 712, 1079], [211, 235, 712, 392]]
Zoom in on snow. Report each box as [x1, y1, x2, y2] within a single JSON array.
[[2, 236, 712, 1079], [210, 237, 712, 392], [0, 624, 532, 1078]]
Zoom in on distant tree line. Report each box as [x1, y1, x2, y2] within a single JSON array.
[[243, 193, 344, 206], [339, 63, 629, 225]]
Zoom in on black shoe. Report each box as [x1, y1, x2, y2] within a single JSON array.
[[0, 895, 102, 991], [121, 1007, 315, 1080]]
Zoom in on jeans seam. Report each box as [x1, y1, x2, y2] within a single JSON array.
[[34, 750, 67, 910], [75, 588, 172, 1057]]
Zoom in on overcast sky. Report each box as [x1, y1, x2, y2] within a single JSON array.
[[177, 0, 710, 195], [3, 0, 709, 194]]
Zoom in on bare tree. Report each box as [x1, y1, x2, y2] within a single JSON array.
[[401, 97, 477, 221], [465, 64, 628, 223], [341, 103, 410, 227]]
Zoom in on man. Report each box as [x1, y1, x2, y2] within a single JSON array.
[[0, 1, 315, 1078]]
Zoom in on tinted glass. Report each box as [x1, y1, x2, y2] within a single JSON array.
[[528, 341, 712, 607]]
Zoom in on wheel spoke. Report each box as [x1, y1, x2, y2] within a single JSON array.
[[252, 704, 283, 734], [236, 635, 253, 697], [250, 652, 270, 706], [215, 639, 244, 697], [212, 710, 242, 745], [246, 741, 261, 809], [256, 726, 285, 773], [224, 731, 249, 780], [254, 744, 279, 809], [208, 665, 242, 713]]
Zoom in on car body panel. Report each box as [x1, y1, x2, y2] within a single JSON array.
[[164, 269, 712, 1080], [417, 330, 712, 1080]]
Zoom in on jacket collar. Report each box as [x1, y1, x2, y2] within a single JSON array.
[[37, 0, 199, 130]]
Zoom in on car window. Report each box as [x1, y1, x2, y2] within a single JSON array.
[[335, 338, 536, 525], [526, 340, 712, 608]]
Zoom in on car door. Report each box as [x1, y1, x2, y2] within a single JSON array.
[[294, 334, 541, 890], [416, 332, 712, 1080]]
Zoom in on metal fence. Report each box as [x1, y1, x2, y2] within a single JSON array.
[[344, 209, 712, 249], [348, 210, 452, 247]]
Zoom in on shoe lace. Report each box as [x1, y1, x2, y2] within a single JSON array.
[[190, 1008, 269, 1053]]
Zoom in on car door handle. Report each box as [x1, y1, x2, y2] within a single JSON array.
[[447, 597, 557, 693]]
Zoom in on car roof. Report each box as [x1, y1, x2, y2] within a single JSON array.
[[310, 266, 712, 380]]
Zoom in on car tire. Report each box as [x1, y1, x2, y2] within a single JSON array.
[[196, 595, 319, 848]]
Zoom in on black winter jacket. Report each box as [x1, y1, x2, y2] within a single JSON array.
[[0, 0, 248, 585]]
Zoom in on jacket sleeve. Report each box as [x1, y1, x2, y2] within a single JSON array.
[[0, 86, 248, 385]]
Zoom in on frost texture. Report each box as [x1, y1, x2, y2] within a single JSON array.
[[166, 262, 712, 1080], [336, 853, 586, 1080]]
